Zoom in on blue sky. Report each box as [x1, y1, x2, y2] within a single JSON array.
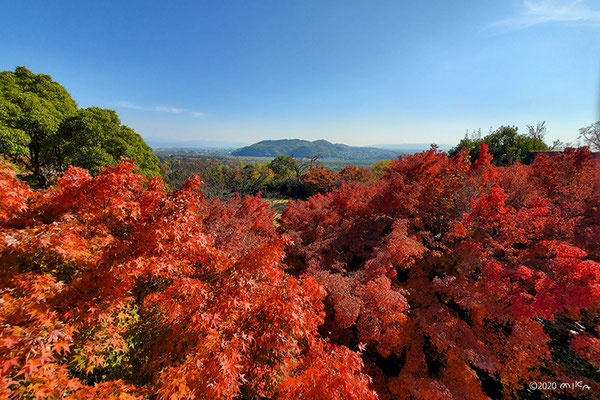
[[1, 0, 599, 146]]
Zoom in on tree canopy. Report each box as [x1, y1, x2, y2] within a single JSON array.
[[58, 107, 159, 177], [0, 159, 376, 399], [449, 125, 548, 165], [0, 66, 78, 185], [0, 66, 159, 186], [2, 146, 599, 398], [282, 145, 600, 398]]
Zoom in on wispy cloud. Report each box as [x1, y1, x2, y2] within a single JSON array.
[[154, 106, 184, 114], [114, 100, 144, 110], [113, 101, 205, 118], [491, 0, 600, 29]]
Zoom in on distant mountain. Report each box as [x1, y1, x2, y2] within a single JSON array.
[[232, 139, 402, 160]]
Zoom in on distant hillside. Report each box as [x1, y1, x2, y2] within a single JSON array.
[[232, 139, 402, 160]]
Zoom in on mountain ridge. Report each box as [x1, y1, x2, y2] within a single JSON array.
[[232, 139, 402, 160]]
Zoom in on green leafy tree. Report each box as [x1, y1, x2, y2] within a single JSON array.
[[58, 107, 159, 177], [448, 134, 483, 162], [450, 125, 548, 165], [485, 125, 548, 165], [0, 66, 160, 185], [0, 66, 77, 186], [267, 155, 299, 197], [370, 159, 391, 177], [267, 155, 323, 198], [268, 155, 297, 180]]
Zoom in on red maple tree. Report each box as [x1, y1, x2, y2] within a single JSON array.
[[0, 159, 376, 399], [281, 145, 600, 399], [3, 145, 599, 399]]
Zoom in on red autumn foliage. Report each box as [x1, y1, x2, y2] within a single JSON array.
[[281, 145, 600, 399], [301, 167, 337, 196], [0, 159, 376, 399], [3, 145, 600, 399], [0, 159, 31, 223], [571, 332, 600, 367], [338, 165, 374, 183]]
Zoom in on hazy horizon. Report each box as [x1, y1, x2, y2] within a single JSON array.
[[2, 1, 599, 146], [144, 136, 455, 149]]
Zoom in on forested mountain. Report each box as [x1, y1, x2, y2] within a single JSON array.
[[232, 139, 401, 160]]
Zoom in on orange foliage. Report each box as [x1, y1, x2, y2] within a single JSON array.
[[0, 159, 376, 399], [302, 167, 337, 196], [3, 145, 600, 399], [338, 165, 374, 183]]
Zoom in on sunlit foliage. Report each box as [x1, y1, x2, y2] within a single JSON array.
[[282, 145, 600, 399], [0, 159, 375, 399]]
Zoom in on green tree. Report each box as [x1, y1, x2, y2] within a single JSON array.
[[267, 155, 322, 198], [370, 159, 391, 177], [448, 133, 483, 161], [449, 125, 548, 165], [0, 66, 160, 185], [58, 107, 160, 177], [268, 155, 297, 180], [0, 66, 77, 186], [267, 155, 299, 197]]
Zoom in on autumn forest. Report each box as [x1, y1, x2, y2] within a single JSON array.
[[1, 139, 600, 398]]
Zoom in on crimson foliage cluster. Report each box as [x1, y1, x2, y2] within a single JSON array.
[[1, 145, 599, 399]]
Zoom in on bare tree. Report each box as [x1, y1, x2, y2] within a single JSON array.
[[464, 128, 482, 140], [293, 155, 322, 183], [526, 121, 547, 141], [549, 140, 565, 151], [579, 122, 600, 150]]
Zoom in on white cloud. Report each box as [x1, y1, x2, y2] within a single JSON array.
[[114, 100, 143, 110], [189, 111, 205, 118], [492, 0, 600, 28], [154, 106, 184, 114]]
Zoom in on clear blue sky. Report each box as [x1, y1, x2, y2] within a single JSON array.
[[1, 0, 599, 146]]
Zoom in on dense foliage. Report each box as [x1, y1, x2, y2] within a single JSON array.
[[0, 158, 375, 399], [449, 125, 548, 165], [57, 107, 159, 177], [282, 145, 600, 399], [0, 67, 159, 186], [159, 154, 378, 199], [2, 144, 599, 399]]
